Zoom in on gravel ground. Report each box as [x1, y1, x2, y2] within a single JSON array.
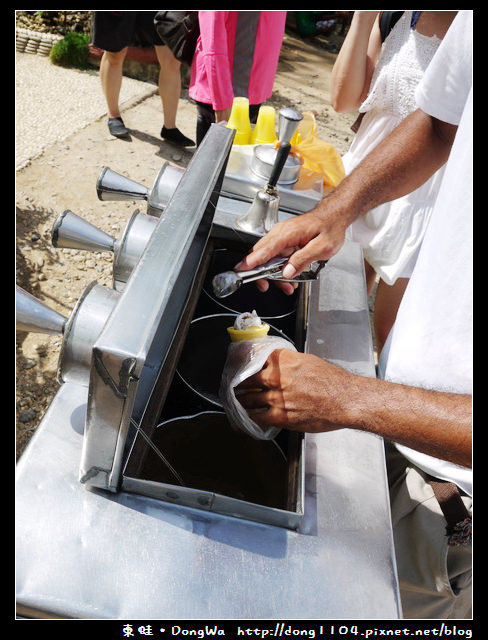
[[15, 34, 357, 459]]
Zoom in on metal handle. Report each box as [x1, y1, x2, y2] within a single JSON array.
[[212, 258, 328, 299], [212, 257, 288, 298], [267, 142, 291, 190], [236, 256, 289, 284], [270, 260, 328, 282]]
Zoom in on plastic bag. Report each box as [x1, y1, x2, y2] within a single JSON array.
[[219, 336, 296, 440], [292, 111, 345, 191]]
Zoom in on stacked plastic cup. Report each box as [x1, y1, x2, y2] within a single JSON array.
[[226, 97, 252, 145], [250, 105, 278, 145]]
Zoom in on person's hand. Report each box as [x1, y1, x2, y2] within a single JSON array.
[[236, 349, 357, 433], [235, 205, 348, 292], [215, 108, 231, 123], [237, 348, 473, 468]]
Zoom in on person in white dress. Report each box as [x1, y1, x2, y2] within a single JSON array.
[[330, 11, 457, 353]]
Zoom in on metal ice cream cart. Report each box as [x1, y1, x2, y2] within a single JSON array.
[[16, 121, 401, 619]]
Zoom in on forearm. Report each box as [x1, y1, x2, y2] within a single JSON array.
[[315, 108, 455, 227], [348, 376, 472, 468], [238, 350, 472, 468], [330, 11, 380, 112], [238, 109, 456, 278], [215, 108, 231, 122]]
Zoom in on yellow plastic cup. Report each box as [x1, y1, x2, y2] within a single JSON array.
[[250, 105, 277, 144], [226, 97, 252, 145], [227, 323, 270, 342]]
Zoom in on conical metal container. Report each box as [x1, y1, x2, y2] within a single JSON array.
[[96, 166, 149, 202], [51, 209, 115, 252], [16, 286, 67, 336]]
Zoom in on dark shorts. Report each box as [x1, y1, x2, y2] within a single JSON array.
[[92, 11, 164, 52]]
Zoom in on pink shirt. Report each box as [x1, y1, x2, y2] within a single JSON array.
[[189, 11, 286, 111]]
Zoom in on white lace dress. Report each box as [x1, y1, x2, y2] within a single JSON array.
[[344, 11, 446, 284]]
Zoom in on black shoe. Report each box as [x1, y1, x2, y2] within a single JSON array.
[[160, 126, 195, 147], [108, 117, 129, 137]]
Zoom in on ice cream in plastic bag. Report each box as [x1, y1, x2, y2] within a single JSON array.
[[219, 311, 297, 440]]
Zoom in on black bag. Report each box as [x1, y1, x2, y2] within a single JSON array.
[[154, 11, 200, 66], [379, 11, 404, 43]]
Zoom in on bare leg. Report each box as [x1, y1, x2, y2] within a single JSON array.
[[154, 45, 195, 146], [154, 45, 181, 128], [99, 48, 128, 119], [364, 259, 377, 297], [374, 277, 409, 354]]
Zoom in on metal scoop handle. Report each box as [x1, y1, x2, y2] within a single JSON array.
[[211, 257, 327, 298], [236, 256, 326, 283], [267, 142, 291, 191], [236, 256, 289, 284], [268, 259, 327, 282]]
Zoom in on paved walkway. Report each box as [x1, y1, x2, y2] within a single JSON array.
[[15, 52, 158, 170]]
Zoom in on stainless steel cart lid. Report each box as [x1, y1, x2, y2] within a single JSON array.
[[79, 124, 235, 492]]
